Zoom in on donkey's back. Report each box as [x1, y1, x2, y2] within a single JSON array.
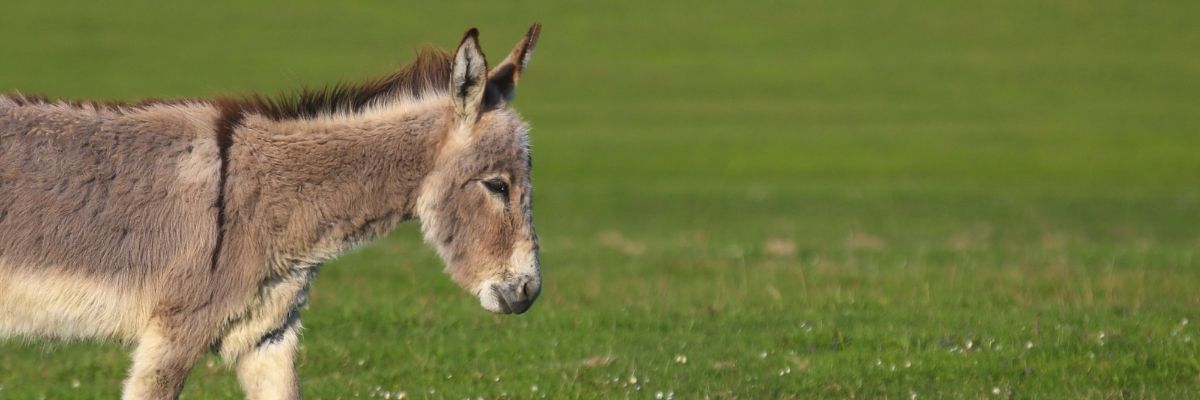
[[0, 98, 223, 341]]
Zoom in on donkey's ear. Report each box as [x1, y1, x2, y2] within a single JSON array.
[[451, 28, 488, 122], [487, 23, 541, 101]]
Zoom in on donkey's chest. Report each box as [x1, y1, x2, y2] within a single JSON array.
[[217, 266, 318, 360]]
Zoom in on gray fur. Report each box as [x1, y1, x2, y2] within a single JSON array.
[[0, 24, 542, 400]]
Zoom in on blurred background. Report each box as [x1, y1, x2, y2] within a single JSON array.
[[1, 0, 1197, 398]]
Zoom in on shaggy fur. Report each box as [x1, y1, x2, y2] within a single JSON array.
[[0, 24, 542, 400]]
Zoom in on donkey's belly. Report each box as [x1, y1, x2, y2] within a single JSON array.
[[0, 265, 147, 341]]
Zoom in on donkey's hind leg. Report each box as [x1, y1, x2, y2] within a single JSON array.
[[236, 321, 302, 400], [122, 322, 209, 400]]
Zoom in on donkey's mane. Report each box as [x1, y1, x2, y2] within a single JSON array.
[[2, 47, 457, 122], [222, 47, 455, 121]]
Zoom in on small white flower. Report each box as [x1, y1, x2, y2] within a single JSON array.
[[655, 391, 664, 399], [992, 387, 1001, 395], [673, 354, 688, 364], [530, 384, 539, 392], [759, 351, 768, 358], [1025, 341, 1034, 349], [71, 379, 81, 389], [628, 375, 638, 384]]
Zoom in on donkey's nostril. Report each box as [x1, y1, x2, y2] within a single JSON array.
[[522, 278, 541, 302], [528, 277, 542, 299]]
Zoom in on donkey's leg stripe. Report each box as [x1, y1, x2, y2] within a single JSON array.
[[255, 308, 300, 348]]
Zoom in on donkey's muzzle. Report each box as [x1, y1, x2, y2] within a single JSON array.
[[490, 276, 541, 314]]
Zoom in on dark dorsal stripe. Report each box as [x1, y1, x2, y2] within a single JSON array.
[[3, 46, 464, 122], [2, 94, 198, 111]]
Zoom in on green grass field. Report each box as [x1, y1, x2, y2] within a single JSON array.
[[2, 0, 1199, 398]]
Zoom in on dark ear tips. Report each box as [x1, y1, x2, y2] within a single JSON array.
[[458, 28, 481, 49], [452, 27, 489, 120], [526, 23, 541, 40], [454, 27, 487, 76], [520, 23, 541, 66], [479, 23, 543, 104]]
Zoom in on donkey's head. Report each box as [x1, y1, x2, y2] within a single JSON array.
[[416, 25, 542, 314]]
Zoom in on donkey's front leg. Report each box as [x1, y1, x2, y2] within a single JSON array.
[[123, 322, 210, 400], [236, 322, 303, 400]]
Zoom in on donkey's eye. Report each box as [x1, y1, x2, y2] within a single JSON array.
[[482, 179, 509, 196]]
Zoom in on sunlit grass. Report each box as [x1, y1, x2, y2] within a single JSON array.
[[1, 0, 1198, 398]]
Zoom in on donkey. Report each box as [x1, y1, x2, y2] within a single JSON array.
[[0, 24, 542, 399]]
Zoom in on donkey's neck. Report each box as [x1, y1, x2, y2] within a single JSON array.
[[230, 100, 454, 267]]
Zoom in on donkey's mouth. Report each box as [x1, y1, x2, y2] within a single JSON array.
[[482, 278, 539, 315], [491, 286, 517, 314]]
